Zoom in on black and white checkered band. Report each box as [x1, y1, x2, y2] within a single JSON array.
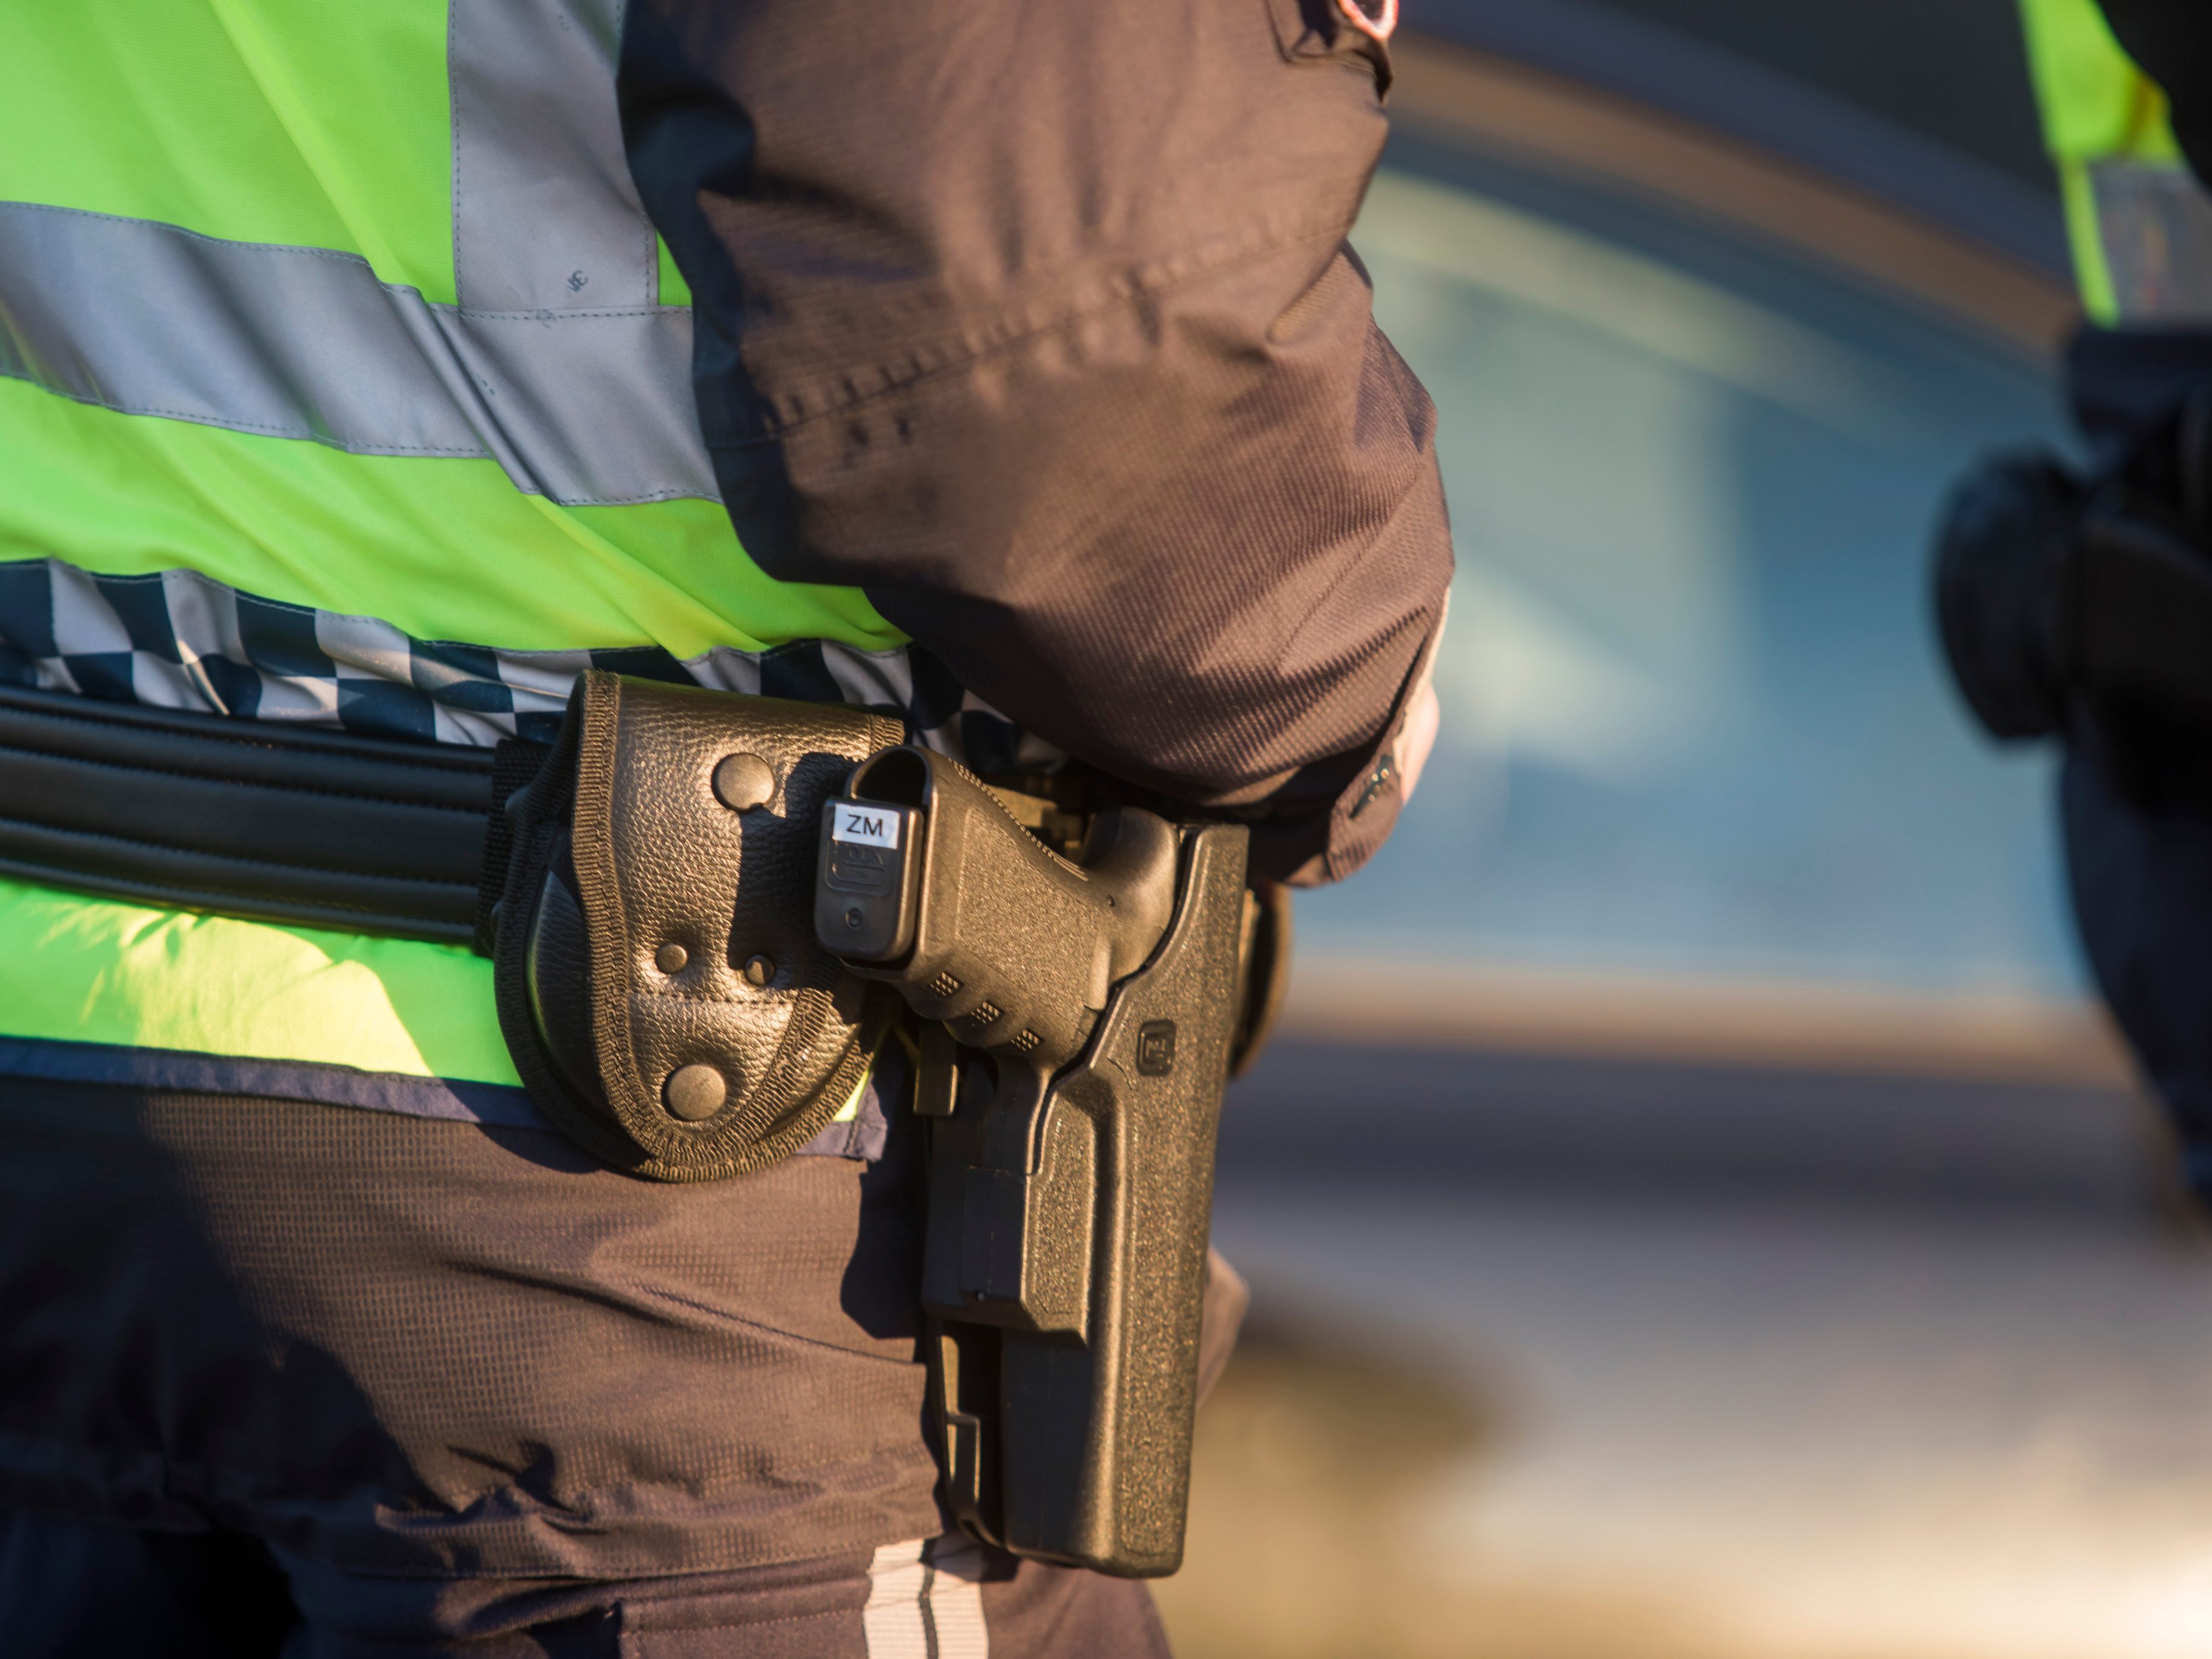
[[0, 558, 1057, 774]]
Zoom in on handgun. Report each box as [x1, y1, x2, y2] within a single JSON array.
[[813, 745, 1248, 1576]]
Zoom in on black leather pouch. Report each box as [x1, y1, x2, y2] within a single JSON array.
[[493, 670, 903, 1181]]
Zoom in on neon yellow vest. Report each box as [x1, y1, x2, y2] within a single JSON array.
[[0, 4, 903, 1092], [2018, 0, 2211, 323]]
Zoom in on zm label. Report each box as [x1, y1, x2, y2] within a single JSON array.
[[833, 807, 900, 849]]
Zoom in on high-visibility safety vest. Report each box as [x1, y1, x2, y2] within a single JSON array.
[[0, 5, 930, 1109], [2018, 0, 2212, 323]]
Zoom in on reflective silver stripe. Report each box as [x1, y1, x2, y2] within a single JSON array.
[[2091, 160, 2212, 324], [451, 0, 660, 310], [863, 1538, 990, 1659], [0, 201, 714, 507], [0, 0, 715, 507]]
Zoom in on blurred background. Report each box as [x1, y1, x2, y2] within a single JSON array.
[[1156, 4, 2212, 1655]]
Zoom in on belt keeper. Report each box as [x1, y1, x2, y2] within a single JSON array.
[[472, 735, 552, 957]]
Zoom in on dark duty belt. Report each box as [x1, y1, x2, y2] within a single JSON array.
[[0, 682, 536, 947]]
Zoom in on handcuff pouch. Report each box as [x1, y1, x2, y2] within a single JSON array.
[[493, 669, 902, 1181]]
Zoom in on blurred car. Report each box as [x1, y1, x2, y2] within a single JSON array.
[[1161, 9, 2212, 1658]]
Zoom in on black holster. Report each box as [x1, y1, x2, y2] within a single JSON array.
[[814, 744, 1265, 1576], [918, 823, 1251, 1577]]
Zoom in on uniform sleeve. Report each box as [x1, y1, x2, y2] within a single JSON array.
[[617, 0, 1454, 885]]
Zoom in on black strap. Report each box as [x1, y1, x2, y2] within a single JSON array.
[[0, 684, 523, 946], [472, 736, 554, 955]]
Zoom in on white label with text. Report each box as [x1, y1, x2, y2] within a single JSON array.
[[832, 806, 901, 849]]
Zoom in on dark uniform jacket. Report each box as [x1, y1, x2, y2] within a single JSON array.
[[623, 0, 1453, 886]]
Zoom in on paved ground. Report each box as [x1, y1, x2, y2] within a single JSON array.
[[1151, 1041, 2212, 1659]]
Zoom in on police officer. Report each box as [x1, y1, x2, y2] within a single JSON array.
[[1936, 0, 2212, 1194], [0, 1, 1451, 1652]]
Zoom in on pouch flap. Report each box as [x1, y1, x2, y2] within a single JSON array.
[[496, 671, 903, 1180]]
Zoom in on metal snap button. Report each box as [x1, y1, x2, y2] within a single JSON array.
[[663, 1063, 727, 1121], [711, 751, 776, 812], [655, 943, 689, 974]]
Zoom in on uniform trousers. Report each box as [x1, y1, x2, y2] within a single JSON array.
[[0, 1075, 1226, 1655]]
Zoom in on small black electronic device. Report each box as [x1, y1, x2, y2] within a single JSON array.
[[815, 797, 923, 960]]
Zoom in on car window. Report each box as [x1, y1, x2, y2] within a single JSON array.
[[1304, 139, 2082, 997]]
